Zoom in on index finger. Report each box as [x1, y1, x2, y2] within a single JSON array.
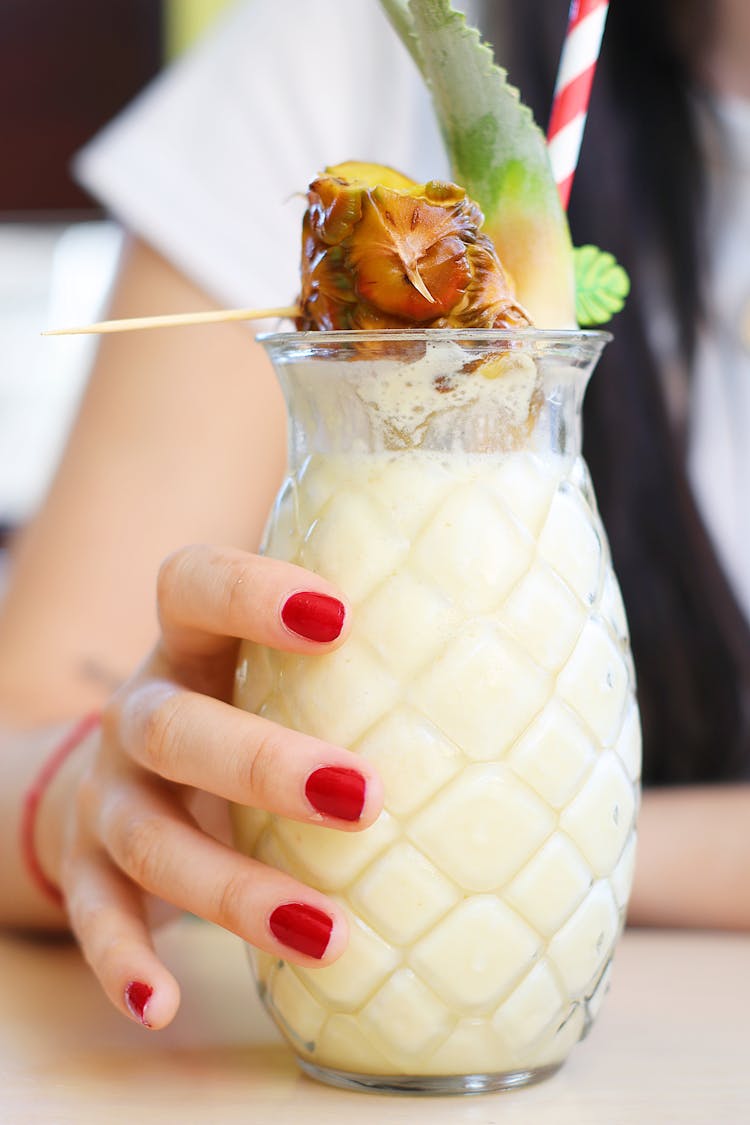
[[156, 544, 350, 662]]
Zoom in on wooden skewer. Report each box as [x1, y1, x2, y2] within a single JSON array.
[[42, 305, 302, 337]]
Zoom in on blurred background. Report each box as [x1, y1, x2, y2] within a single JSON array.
[[0, 0, 234, 540]]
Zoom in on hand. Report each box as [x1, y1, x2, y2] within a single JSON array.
[[49, 545, 383, 1029]]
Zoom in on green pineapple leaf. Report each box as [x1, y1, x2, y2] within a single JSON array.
[[573, 245, 630, 326], [379, 0, 423, 68], [379, 0, 576, 327]]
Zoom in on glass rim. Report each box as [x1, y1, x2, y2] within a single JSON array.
[[257, 327, 613, 346]]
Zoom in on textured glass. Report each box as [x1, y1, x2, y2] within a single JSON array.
[[232, 330, 641, 1095]]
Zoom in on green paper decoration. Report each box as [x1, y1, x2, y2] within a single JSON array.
[[574, 245, 630, 326]]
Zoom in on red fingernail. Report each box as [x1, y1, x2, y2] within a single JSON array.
[[306, 766, 366, 822], [281, 591, 345, 642], [269, 902, 333, 959], [125, 980, 153, 1026]]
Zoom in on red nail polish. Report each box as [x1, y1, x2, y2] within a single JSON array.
[[306, 766, 366, 821], [281, 591, 345, 643], [125, 980, 153, 1026], [269, 902, 333, 959]]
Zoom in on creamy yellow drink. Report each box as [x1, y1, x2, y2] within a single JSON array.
[[233, 331, 640, 1091]]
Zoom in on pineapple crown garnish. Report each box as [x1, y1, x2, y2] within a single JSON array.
[[379, 0, 629, 328], [297, 167, 532, 332]]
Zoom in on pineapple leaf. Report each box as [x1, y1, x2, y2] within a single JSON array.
[[379, 0, 423, 70], [573, 245, 630, 326], [379, 0, 577, 326], [405, 2, 547, 219]]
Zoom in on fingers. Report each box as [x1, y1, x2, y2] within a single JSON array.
[[117, 681, 383, 828], [96, 779, 348, 966], [149, 542, 383, 824], [62, 846, 181, 1030], [63, 543, 372, 1028], [65, 811, 346, 1034], [156, 544, 351, 661]]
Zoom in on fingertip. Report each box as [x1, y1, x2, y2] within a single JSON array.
[[304, 764, 364, 824], [279, 589, 349, 646], [360, 768, 385, 828], [124, 979, 155, 1027], [341, 769, 385, 831], [267, 899, 349, 966], [321, 905, 350, 965], [123, 967, 181, 1030], [339, 759, 385, 830]]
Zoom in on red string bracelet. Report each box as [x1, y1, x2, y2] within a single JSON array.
[[20, 711, 101, 908]]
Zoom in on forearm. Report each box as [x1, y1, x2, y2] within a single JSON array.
[[0, 236, 286, 721], [628, 784, 750, 931]]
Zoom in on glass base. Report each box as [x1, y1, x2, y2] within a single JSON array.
[[297, 1058, 563, 1096]]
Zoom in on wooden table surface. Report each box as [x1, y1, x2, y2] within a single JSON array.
[[1, 918, 748, 1124]]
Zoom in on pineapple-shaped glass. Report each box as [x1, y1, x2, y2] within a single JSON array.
[[232, 329, 641, 1095]]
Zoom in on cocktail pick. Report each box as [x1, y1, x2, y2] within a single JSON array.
[[43, 305, 301, 336]]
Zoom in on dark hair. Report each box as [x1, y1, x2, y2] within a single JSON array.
[[487, 0, 750, 784]]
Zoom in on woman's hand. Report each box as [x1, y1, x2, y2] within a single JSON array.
[[49, 544, 383, 1030]]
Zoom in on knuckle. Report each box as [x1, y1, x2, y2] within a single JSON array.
[[139, 691, 184, 777], [116, 814, 167, 892], [239, 728, 283, 801], [156, 548, 184, 605], [156, 545, 199, 617], [215, 869, 256, 932]]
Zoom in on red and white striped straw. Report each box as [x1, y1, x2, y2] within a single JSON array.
[[547, 0, 610, 210]]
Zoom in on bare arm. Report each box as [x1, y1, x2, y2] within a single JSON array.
[[0, 240, 387, 1033], [629, 785, 750, 931], [0, 235, 288, 724], [0, 235, 287, 926]]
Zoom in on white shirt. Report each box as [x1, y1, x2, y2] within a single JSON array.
[[76, 0, 479, 314]]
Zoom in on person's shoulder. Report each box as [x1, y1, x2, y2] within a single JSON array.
[[74, 0, 445, 309]]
